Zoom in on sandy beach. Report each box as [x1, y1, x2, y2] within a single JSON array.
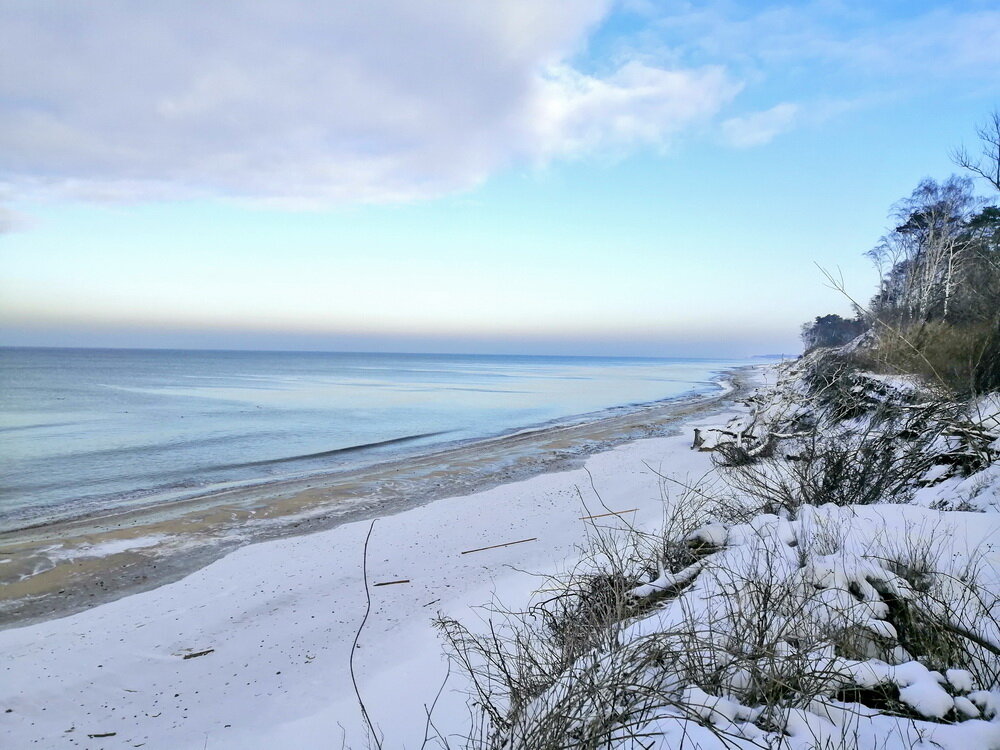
[[0, 366, 763, 748]]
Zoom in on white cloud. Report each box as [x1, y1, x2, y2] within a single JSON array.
[[532, 62, 739, 157], [650, 2, 1000, 79], [633, 3, 1000, 151], [0, 1, 738, 206], [721, 103, 799, 148]]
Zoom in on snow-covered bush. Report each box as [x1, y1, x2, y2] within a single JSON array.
[[438, 505, 1000, 749], [434, 367, 1000, 750]]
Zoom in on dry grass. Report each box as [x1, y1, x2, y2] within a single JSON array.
[[867, 319, 1000, 396]]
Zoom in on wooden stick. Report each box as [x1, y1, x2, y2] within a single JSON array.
[[461, 538, 537, 555], [373, 579, 410, 587], [182, 648, 214, 660], [578, 508, 639, 521]]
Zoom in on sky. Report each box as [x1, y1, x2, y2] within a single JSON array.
[[1, 1, 998, 357]]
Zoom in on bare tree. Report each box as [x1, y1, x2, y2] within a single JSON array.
[[952, 109, 1000, 193], [867, 176, 983, 322]]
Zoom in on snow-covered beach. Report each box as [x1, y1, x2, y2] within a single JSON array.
[[4, 358, 999, 750], [0, 367, 759, 748]]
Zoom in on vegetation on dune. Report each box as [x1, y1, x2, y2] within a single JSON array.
[[433, 351, 1000, 749], [803, 110, 1000, 396]]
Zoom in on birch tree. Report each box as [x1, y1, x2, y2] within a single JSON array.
[[867, 176, 982, 323]]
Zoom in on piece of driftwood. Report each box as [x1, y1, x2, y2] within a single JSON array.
[[181, 649, 214, 660], [88, 732, 117, 738], [373, 579, 410, 587], [461, 538, 537, 555], [578, 509, 639, 521]]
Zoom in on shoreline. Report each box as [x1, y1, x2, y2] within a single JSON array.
[[0, 365, 760, 628], [0, 369, 738, 538]]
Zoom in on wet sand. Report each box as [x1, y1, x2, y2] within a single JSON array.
[[0, 367, 755, 627]]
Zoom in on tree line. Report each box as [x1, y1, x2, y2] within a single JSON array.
[[802, 111, 1000, 395]]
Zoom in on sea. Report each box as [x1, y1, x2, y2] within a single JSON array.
[[0, 348, 760, 532]]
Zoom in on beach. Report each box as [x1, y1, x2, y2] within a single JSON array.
[[0, 366, 761, 748], [0, 353, 755, 626]]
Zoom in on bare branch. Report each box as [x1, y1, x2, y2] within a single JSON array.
[[952, 109, 1000, 193], [350, 519, 383, 750]]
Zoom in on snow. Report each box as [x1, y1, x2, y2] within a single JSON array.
[[894, 664, 956, 719], [45, 534, 171, 561], [629, 559, 705, 598], [3, 362, 1000, 749], [949, 669, 976, 693], [685, 522, 728, 547]]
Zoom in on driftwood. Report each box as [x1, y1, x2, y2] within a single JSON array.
[[461, 538, 537, 555], [182, 649, 214, 660], [578, 509, 638, 521], [373, 579, 410, 587], [693, 427, 739, 451]]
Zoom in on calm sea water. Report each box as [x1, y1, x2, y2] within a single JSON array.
[[0, 348, 754, 531]]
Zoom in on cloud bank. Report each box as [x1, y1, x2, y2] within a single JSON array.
[[721, 103, 798, 148], [0, 1, 737, 205]]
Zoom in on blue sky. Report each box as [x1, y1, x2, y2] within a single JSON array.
[[1, 1, 998, 356]]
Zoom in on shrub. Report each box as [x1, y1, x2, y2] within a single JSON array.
[[870, 320, 1000, 396]]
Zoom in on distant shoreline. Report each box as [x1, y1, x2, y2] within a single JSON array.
[[0, 364, 760, 628]]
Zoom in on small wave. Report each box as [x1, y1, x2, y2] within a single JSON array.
[[392, 386, 533, 394], [0, 421, 84, 434], [28, 429, 292, 464], [201, 431, 451, 472], [0, 431, 451, 495]]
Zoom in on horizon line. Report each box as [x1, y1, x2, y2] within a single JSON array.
[[0, 343, 793, 361]]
